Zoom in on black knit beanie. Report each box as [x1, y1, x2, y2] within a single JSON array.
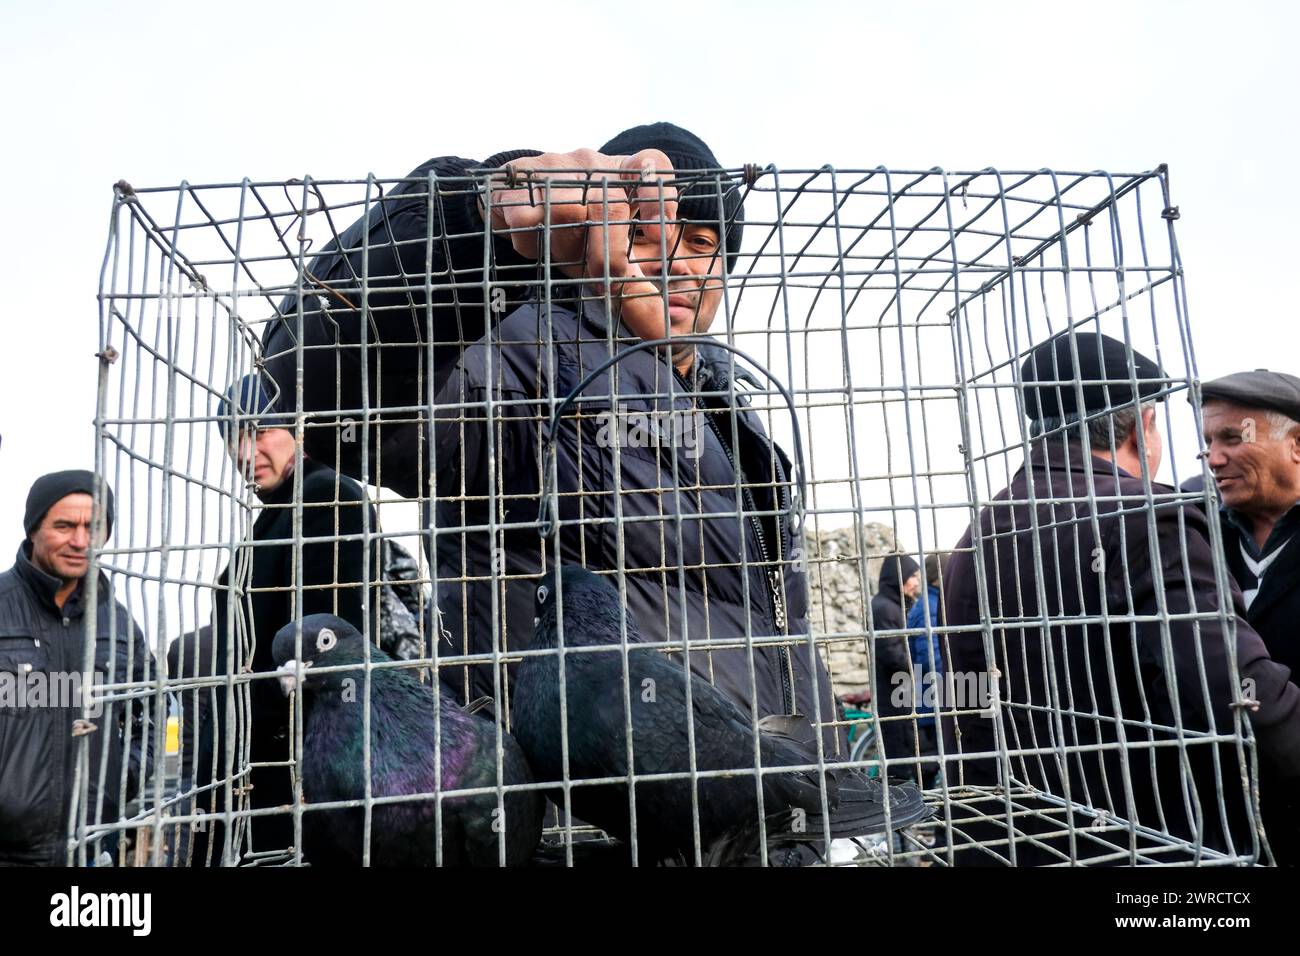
[[600, 122, 745, 273], [24, 470, 115, 537]]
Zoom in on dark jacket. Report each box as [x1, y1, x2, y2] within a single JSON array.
[[1215, 505, 1300, 863], [871, 555, 920, 763], [1216, 508, 1300, 685], [943, 437, 1300, 864], [260, 151, 543, 497], [196, 458, 377, 861], [0, 543, 151, 865], [167, 626, 213, 791], [429, 297, 843, 753]]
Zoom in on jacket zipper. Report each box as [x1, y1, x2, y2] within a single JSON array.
[[685, 370, 795, 715]]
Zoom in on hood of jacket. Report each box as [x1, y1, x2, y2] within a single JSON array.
[[878, 553, 919, 605]]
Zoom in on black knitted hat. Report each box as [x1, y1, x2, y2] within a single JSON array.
[[601, 122, 744, 273], [24, 470, 114, 537]]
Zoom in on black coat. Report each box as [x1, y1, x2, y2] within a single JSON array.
[[259, 150, 542, 496], [1216, 511, 1300, 863], [942, 437, 1300, 865], [196, 459, 377, 861], [1218, 516, 1300, 683], [0, 543, 152, 865], [871, 555, 920, 765], [429, 297, 844, 754]]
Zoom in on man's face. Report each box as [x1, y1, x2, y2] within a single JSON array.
[[1201, 400, 1300, 514], [904, 572, 922, 600], [231, 426, 297, 492], [30, 493, 100, 583], [625, 221, 725, 341]]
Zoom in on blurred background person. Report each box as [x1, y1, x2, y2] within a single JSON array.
[[907, 552, 949, 787], [871, 552, 922, 779]]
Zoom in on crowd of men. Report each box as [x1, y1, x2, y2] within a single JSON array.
[[2, 120, 1298, 866]]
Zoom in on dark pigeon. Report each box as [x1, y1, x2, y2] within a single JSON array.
[[271, 614, 543, 866], [512, 566, 931, 866]]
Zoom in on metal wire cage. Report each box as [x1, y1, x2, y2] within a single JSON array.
[[82, 160, 1262, 867]]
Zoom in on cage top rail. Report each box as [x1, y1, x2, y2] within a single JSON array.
[[113, 165, 1170, 195]]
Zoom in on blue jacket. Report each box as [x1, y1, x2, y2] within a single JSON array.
[[906, 585, 944, 725]]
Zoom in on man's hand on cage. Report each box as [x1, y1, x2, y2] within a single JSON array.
[[485, 148, 679, 316]]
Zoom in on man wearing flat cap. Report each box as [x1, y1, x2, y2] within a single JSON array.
[[940, 330, 1300, 865], [0, 470, 152, 865], [1198, 368, 1300, 863]]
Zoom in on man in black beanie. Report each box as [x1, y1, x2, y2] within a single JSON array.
[[0, 470, 152, 864], [257, 128, 850, 863], [939, 330, 1300, 865], [413, 127, 844, 864], [483, 122, 745, 373], [261, 122, 746, 497]]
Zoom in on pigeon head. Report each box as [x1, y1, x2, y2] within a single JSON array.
[[271, 613, 386, 695], [533, 565, 642, 650]]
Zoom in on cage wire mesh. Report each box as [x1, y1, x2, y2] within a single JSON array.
[[81, 160, 1262, 867]]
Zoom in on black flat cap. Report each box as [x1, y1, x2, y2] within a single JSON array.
[[1198, 369, 1300, 423], [1020, 331, 1167, 420]]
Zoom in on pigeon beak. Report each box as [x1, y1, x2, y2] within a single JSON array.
[[533, 616, 539, 629], [276, 658, 312, 695]]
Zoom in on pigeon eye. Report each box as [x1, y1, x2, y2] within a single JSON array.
[[537, 585, 549, 605], [316, 628, 338, 653]]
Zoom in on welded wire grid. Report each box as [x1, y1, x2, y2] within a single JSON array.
[[82, 162, 1257, 867]]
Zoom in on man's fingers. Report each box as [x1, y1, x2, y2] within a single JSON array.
[[497, 173, 605, 271], [489, 148, 673, 271], [620, 149, 679, 240], [584, 196, 634, 285]]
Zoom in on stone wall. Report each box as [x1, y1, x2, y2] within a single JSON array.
[[804, 521, 898, 698]]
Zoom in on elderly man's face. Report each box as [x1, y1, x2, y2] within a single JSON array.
[[231, 426, 297, 492], [626, 222, 725, 340], [30, 493, 100, 583], [1201, 400, 1300, 514]]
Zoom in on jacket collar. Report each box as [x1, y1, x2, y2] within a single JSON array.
[[554, 293, 765, 418], [569, 294, 751, 388], [255, 457, 327, 507], [1024, 435, 1136, 481], [1221, 499, 1300, 561], [12, 540, 100, 619]]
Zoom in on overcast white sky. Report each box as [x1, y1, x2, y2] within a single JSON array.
[[2, 0, 1297, 563]]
